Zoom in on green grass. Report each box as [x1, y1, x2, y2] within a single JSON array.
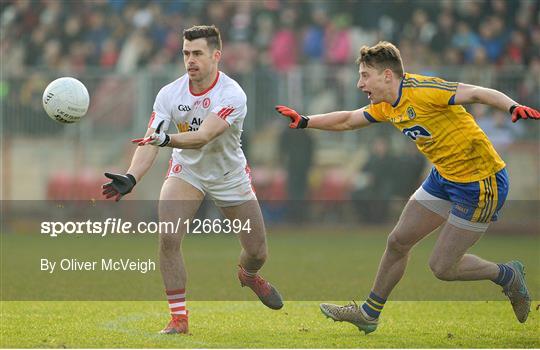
[[1, 228, 539, 347], [2, 229, 539, 301], [1, 300, 539, 348]]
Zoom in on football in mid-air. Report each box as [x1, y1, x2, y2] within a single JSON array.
[[42, 77, 90, 123]]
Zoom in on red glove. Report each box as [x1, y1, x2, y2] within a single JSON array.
[[510, 104, 540, 123], [275, 105, 309, 129]]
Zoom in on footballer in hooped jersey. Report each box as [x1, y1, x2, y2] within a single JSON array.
[[276, 41, 539, 334], [102, 25, 283, 334]]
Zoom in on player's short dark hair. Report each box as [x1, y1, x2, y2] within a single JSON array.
[[183, 25, 222, 51], [356, 41, 404, 77]]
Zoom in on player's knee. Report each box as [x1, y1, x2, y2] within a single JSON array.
[[429, 259, 456, 281], [386, 232, 413, 256], [245, 244, 267, 263], [159, 234, 182, 254], [253, 246, 268, 263]]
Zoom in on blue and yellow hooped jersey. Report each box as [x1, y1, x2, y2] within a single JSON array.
[[364, 72, 506, 183]]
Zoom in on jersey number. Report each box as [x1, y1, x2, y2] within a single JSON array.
[[402, 125, 431, 141]]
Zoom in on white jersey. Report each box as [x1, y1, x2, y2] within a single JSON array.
[[149, 71, 247, 181]]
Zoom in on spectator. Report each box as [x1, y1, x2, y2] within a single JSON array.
[[351, 138, 397, 223], [394, 144, 426, 198], [475, 106, 524, 154], [478, 16, 507, 62], [116, 30, 152, 74], [529, 27, 540, 63], [430, 10, 455, 53], [1, 0, 538, 142], [278, 127, 314, 222], [402, 9, 436, 45], [302, 7, 327, 62], [253, 12, 274, 51], [85, 11, 109, 65], [505, 30, 527, 66], [269, 7, 298, 72], [452, 21, 481, 63], [1, 0, 537, 76], [324, 14, 352, 65], [100, 39, 119, 69]]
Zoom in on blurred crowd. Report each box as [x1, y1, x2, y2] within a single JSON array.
[[2, 0, 540, 75], [2, 0, 539, 209]]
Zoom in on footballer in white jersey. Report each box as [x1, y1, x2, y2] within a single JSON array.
[[102, 25, 283, 335], [150, 71, 248, 182]]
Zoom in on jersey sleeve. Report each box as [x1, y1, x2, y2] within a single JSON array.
[[148, 87, 172, 130], [421, 77, 459, 106], [210, 88, 247, 126], [363, 103, 386, 122]]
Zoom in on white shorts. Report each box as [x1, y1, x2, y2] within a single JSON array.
[[411, 186, 490, 232], [166, 158, 257, 207]]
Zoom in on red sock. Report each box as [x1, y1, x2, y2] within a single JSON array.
[[166, 288, 186, 317], [239, 265, 258, 276]]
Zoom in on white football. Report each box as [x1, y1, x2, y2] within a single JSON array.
[[42, 77, 90, 123]]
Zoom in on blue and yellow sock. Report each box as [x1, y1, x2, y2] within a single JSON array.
[[492, 263, 514, 287], [361, 291, 386, 319]]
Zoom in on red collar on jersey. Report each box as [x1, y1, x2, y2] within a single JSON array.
[[189, 71, 220, 96]]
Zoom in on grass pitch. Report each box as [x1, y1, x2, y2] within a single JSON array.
[[1, 227, 539, 347], [1, 300, 539, 348]]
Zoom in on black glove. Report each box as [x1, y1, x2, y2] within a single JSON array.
[[102, 172, 136, 201]]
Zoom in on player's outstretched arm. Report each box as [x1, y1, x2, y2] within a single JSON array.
[[168, 114, 228, 148], [127, 126, 160, 180], [132, 115, 228, 149], [102, 127, 159, 201], [454, 83, 540, 122], [275, 105, 371, 131]]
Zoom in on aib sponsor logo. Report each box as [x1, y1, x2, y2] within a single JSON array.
[[177, 117, 203, 132], [402, 125, 431, 141]]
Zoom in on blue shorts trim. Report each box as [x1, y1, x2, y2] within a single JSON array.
[[421, 167, 509, 223]]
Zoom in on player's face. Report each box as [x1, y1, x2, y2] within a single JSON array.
[[357, 63, 389, 104], [183, 38, 220, 82]]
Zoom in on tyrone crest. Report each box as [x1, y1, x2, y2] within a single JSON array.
[[203, 97, 211, 108]]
